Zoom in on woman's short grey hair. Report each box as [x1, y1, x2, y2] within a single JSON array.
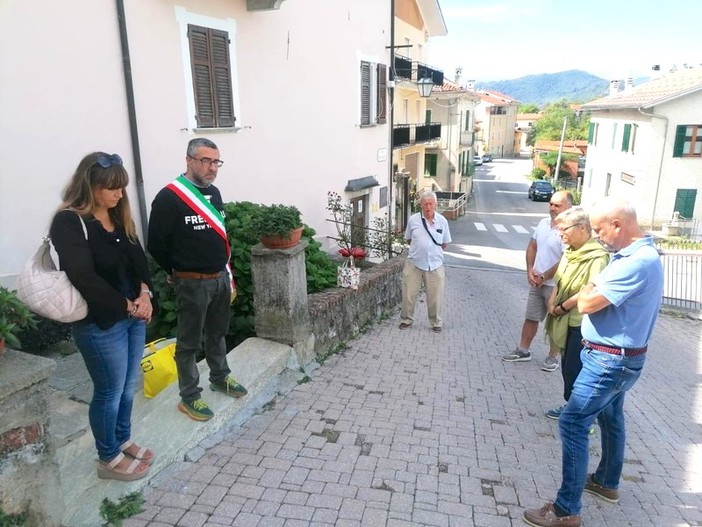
[[419, 190, 437, 204], [556, 206, 591, 234]]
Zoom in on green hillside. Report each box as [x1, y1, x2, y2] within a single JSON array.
[[479, 70, 609, 106]]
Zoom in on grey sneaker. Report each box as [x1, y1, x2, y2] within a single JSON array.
[[545, 404, 565, 420], [584, 474, 619, 503], [541, 356, 560, 372], [502, 348, 532, 362]]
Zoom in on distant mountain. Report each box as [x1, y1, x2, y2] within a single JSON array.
[[478, 70, 610, 106]]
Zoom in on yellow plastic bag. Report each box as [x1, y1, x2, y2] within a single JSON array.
[[141, 338, 178, 399]]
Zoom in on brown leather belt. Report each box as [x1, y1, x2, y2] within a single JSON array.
[[582, 340, 647, 357], [173, 270, 222, 280]]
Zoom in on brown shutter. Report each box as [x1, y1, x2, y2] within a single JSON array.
[[188, 24, 236, 128], [377, 63, 387, 124], [188, 25, 215, 128], [360, 61, 371, 126], [210, 29, 235, 127]]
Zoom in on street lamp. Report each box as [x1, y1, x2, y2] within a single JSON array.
[[416, 76, 434, 98]]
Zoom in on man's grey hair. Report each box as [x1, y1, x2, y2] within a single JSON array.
[[556, 206, 591, 234], [591, 196, 638, 223], [419, 190, 437, 204], [187, 138, 218, 157]]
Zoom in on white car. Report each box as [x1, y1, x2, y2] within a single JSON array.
[[474, 155, 483, 166]]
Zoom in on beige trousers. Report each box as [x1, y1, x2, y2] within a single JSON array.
[[400, 259, 445, 328]]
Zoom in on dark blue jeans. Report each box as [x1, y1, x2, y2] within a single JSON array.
[[555, 347, 645, 515], [72, 317, 146, 461], [174, 273, 231, 403]]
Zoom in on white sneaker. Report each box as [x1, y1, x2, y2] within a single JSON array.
[[541, 356, 560, 372]]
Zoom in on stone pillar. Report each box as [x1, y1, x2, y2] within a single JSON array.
[[251, 241, 315, 366], [0, 350, 64, 526]]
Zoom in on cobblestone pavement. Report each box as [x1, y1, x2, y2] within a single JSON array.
[[127, 266, 702, 527]]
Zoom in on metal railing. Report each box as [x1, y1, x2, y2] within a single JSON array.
[[659, 249, 702, 313], [436, 191, 467, 220]]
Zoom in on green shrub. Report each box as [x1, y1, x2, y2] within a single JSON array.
[[147, 201, 338, 348], [16, 316, 72, 354], [530, 167, 547, 180]]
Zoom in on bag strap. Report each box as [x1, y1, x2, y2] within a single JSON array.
[[45, 210, 87, 243], [421, 217, 442, 246]]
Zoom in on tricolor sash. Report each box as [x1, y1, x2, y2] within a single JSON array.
[[166, 175, 235, 290]]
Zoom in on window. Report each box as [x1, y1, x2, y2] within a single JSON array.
[[674, 189, 697, 218], [425, 109, 432, 125], [464, 110, 471, 131], [673, 125, 702, 157], [588, 122, 599, 145], [621, 123, 637, 153], [611, 123, 618, 149], [360, 61, 387, 126], [379, 186, 388, 208], [176, 9, 240, 130], [424, 153, 438, 177]]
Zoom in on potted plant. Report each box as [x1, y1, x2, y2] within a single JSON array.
[[252, 204, 304, 249], [0, 286, 37, 355]]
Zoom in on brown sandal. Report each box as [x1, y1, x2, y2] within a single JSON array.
[[96, 452, 150, 481], [120, 440, 155, 465]]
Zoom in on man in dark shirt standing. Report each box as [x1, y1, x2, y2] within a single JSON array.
[[148, 138, 247, 422]]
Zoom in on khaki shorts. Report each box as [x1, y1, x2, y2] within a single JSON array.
[[525, 284, 554, 322]]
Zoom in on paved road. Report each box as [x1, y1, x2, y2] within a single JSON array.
[[127, 167, 702, 526]]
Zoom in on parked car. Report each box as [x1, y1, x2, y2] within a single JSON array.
[[482, 153, 493, 162], [474, 155, 483, 166], [528, 180, 555, 201]]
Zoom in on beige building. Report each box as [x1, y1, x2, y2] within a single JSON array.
[[474, 90, 519, 159]]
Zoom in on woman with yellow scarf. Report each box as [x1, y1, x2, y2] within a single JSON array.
[[544, 207, 610, 420]]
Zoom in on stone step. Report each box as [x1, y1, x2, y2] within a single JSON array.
[[53, 338, 297, 527]]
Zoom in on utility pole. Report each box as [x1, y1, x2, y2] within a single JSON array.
[[554, 117, 567, 183], [386, 0, 395, 259]]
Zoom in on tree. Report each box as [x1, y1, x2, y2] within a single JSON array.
[[528, 101, 590, 146], [539, 151, 578, 179], [518, 103, 540, 114]]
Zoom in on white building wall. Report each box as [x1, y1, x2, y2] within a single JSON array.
[[582, 93, 702, 229], [0, 0, 391, 284]]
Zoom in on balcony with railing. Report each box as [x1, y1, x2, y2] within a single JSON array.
[[393, 123, 442, 148], [393, 55, 444, 88]]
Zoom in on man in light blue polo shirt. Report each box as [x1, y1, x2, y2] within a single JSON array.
[[524, 197, 664, 527], [399, 191, 451, 333]]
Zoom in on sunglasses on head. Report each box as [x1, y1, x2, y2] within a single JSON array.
[[96, 153, 123, 168]]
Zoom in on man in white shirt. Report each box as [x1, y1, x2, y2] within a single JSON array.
[[399, 191, 452, 333], [503, 191, 572, 371]]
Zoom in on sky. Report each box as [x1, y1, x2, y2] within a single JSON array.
[[429, 0, 702, 83]]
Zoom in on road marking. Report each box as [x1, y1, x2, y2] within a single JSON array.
[[493, 224, 508, 232], [513, 225, 529, 234], [474, 222, 487, 231], [496, 190, 528, 194]]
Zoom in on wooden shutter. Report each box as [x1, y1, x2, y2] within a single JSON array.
[[360, 61, 371, 126], [424, 153, 437, 176], [672, 125, 687, 157], [674, 189, 697, 218], [377, 63, 387, 124], [587, 122, 595, 144], [621, 124, 631, 152], [188, 25, 235, 128]]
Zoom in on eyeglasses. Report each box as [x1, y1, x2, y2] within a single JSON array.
[[188, 156, 224, 168], [96, 153, 123, 168], [559, 223, 582, 232]]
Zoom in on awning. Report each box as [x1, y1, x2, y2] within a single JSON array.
[[345, 176, 380, 192]]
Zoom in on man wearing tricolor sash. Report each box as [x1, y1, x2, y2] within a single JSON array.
[[148, 138, 247, 422]]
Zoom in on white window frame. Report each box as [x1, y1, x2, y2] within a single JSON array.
[[175, 7, 242, 132]]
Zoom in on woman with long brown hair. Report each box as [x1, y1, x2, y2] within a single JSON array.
[[50, 152, 155, 481]]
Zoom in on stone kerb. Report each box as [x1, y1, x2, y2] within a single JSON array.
[[308, 256, 405, 359], [0, 349, 64, 526]]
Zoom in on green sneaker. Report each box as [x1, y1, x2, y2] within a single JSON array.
[[177, 398, 213, 421], [210, 375, 248, 398]]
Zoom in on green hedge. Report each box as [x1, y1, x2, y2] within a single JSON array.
[[147, 201, 338, 349]]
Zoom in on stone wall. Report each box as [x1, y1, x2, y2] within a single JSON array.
[[307, 256, 404, 359], [0, 350, 64, 526]]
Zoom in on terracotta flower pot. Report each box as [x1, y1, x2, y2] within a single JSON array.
[[260, 226, 304, 250]]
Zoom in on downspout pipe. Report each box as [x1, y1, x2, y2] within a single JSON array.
[[115, 0, 149, 243], [386, 0, 395, 257], [638, 107, 668, 230]]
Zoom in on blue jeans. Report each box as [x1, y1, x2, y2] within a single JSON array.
[[72, 317, 146, 461], [555, 347, 645, 515]]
